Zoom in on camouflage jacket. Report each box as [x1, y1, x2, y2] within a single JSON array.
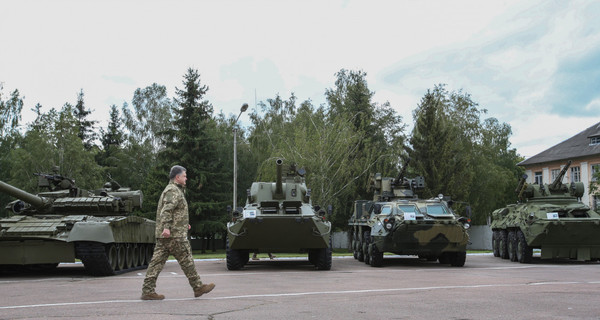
[[155, 181, 189, 238]]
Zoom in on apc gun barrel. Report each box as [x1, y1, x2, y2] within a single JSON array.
[[0, 180, 48, 208], [550, 160, 572, 190], [395, 158, 411, 186], [275, 159, 283, 195]]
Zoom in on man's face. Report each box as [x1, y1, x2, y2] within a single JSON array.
[[175, 171, 187, 186]]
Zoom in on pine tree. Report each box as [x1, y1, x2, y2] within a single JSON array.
[[73, 89, 97, 150]]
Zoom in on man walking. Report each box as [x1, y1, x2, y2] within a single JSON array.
[[141, 165, 215, 300]]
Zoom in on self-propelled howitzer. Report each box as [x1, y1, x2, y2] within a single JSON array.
[[491, 160, 600, 262], [0, 174, 155, 276], [226, 159, 332, 270]]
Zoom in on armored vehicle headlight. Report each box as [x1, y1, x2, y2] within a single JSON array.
[[463, 222, 470, 229], [385, 222, 393, 230]]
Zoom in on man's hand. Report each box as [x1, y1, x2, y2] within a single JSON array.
[[161, 228, 171, 238]]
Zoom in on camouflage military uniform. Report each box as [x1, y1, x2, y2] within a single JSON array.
[[142, 181, 203, 295]]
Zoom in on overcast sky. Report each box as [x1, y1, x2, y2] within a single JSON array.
[[1, 0, 599, 159]]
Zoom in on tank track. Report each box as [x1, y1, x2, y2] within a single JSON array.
[[75, 241, 153, 276]]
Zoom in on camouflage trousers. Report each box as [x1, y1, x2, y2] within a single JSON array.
[[142, 238, 203, 294]]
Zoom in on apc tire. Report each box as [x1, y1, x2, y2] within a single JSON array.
[[450, 251, 466, 267], [492, 231, 500, 257], [498, 230, 509, 259], [315, 237, 332, 270], [516, 230, 533, 263], [363, 231, 371, 265], [508, 230, 517, 262], [357, 237, 365, 262], [369, 244, 383, 267], [226, 238, 245, 270], [438, 252, 450, 264]]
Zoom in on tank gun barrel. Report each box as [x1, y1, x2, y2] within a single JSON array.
[[275, 159, 284, 196], [0, 180, 49, 209], [550, 160, 571, 190]]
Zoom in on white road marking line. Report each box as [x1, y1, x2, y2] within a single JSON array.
[[1, 281, 599, 310]]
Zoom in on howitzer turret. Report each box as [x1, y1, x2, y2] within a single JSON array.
[[0, 172, 155, 276]]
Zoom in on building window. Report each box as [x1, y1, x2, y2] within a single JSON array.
[[571, 166, 581, 182], [591, 136, 600, 146], [592, 164, 600, 182], [534, 171, 543, 185], [551, 169, 560, 182]]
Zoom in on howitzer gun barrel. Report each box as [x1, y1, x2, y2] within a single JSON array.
[[275, 159, 283, 195], [0, 180, 48, 208]]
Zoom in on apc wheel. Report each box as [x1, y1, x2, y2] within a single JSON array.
[[438, 252, 450, 264], [357, 237, 365, 262], [315, 237, 332, 270], [516, 230, 533, 263], [492, 231, 500, 257], [508, 230, 517, 262], [369, 244, 383, 267], [226, 238, 245, 270], [498, 230, 509, 259], [450, 251, 466, 267], [363, 231, 371, 265]]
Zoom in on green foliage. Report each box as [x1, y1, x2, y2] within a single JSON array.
[[8, 105, 102, 192], [409, 84, 523, 224], [248, 70, 406, 230], [73, 89, 98, 150]]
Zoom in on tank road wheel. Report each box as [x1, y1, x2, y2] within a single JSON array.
[[516, 230, 533, 263], [315, 237, 332, 270], [125, 244, 135, 269], [369, 244, 384, 267], [498, 230, 509, 259], [145, 244, 155, 265], [133, 244, 143, 267], [508, 230, 517, 262], [226, 238, 245, 270], [107, 243, 119, 271], [136, 244, 145, 267], [450, 251, 466, 267], [363, 231, 371, 265], [116, 244, 126, 271], [492, 231, 500, 257]]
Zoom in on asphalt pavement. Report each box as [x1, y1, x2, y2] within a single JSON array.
[[1, 254, 599, 319]]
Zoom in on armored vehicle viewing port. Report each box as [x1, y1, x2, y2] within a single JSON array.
[[349, 168, 470, 267], [491, 161, 600, 263], [0, 171, 155, 276], [226, 159, 332, 270]]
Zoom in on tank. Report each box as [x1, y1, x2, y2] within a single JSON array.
[[490, 160, 600, 262], [348, 164, 471, 267], [226, 159, 332, 270], [0, 171, 155, 276]]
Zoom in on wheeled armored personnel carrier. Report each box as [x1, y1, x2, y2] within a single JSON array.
[[349, 167, 470, 267], [226, 159, 332, 270], [0, 171, 155, 275], [491, 160, 600, 263]]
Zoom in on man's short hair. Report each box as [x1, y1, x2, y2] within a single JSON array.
[[169, 165, 187, 180]]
